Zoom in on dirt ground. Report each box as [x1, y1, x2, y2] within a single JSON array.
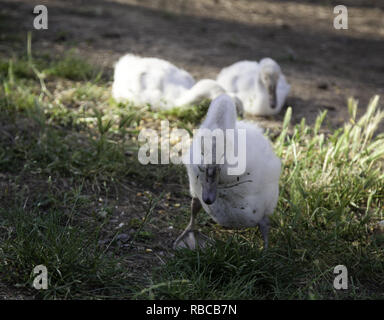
[[1, 0, 384, 130]]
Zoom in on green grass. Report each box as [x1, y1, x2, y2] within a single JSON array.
[[0, 207, 136, 299], [142, 97, 384, 300], [45, 52, 103, 81], [0, 50, 383, 299], [0, 49, 102, 83]]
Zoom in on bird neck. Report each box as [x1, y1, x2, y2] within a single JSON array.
[[175, 80, 224, 107], [202, 96, 237, 132]]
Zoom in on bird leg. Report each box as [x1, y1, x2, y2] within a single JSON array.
[[173, 197, 206, 250], [258, 215, 270, 249]]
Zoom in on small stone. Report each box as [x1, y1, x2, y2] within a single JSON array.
[[116, 233, 129, 242], [97, 210, 108, 218]]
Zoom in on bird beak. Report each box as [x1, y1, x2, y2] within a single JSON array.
[[268, 83, 277, 109], [202, 182, 217, 205], [202, 167, 218, 205]]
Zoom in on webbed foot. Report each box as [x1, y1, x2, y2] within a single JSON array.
[[173, 230, 213, 250]]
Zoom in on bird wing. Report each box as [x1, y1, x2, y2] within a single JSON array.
[[217, 61, 260, 94]]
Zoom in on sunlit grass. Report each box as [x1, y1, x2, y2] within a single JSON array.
[[0, 51, 383, 299], [144, 96, 384, 300]]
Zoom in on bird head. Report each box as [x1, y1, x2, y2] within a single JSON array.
[[260, 60, 280, 110], [198, 163, 222, 205]]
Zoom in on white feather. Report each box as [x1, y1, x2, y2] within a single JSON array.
[[112, 54, 227, 110], [217, 58, 290, 116], [186, 94, 281, 228]]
